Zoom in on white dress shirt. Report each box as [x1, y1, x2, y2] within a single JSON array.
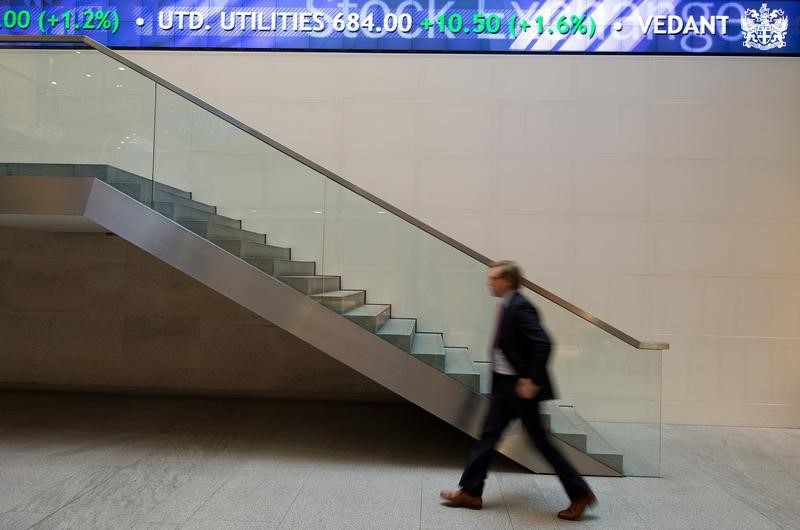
[[492, 291, 517, 376]]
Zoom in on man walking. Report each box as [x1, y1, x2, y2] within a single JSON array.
[[439, 260, 597, 521]]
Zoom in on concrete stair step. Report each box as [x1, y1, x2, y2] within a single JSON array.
[[475, 362, 492, 395], [109, 181, 198, 207], [411, 333, 445, 371], [154, 201, 241, 228], [179, 220, 265, 244], [444, 348, 480, 393], [344, 304, 391, 333], [6, 163, 107, 178], [311, 290, 365, 314], [243, 257, 315, 276], [212, 239, 291, 260], [104, 181, 154, 204], [105, 178, 192, 202], [543, 403, 588, 453], [103, 171, 192, 199], [376, 318, 416, 353], [3, 164, 219, 214], [502, 414, 553, 438], [153, 191, 216, 213], [279, 275, 341, 295], [472, 365, 552, 431], [556, 406, 624, 473]]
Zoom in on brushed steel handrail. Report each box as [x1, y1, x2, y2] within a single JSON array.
[[0, 34, 668, 351]]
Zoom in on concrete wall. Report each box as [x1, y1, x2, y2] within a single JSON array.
[[0, 226, 393, 401]]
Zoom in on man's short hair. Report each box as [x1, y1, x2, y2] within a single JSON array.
[[490, 260, 522, 290]]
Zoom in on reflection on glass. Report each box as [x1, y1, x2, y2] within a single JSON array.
[[0, 47, 156, 180], [152, 86, 326, 268]]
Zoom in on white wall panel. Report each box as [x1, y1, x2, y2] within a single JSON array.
[[111, 50, 800, 427]]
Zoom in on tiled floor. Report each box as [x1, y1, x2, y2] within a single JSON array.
[[0, 391, 798, 529]]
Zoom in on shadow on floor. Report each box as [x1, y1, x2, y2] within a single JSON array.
[[0, 390, 526, 473]]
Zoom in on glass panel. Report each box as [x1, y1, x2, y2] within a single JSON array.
[[322, 180, 494, 357], [0, 46, 156, 184], [522, 285, 662, 477], [0, 39, 662, 477], [318, 176, 663, 475], [151, 86, 326, 270]]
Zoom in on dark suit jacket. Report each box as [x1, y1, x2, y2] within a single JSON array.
[[496, 291, 557, 401]]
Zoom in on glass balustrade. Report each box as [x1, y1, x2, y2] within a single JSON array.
[[0, 38, 665, 476]]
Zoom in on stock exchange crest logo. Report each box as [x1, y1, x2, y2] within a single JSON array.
[[742, 3, 789, 50]]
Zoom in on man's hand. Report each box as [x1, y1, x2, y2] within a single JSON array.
[[516, 378, 540, 400]]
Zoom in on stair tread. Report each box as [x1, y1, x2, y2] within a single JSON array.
[[116, 181, 191, 200], [154, 201, 208, 210], [172, 210, 239, 224], [7, 162, 102, 177], [444, 348, 479, 375], [154, 187, 191, 200], [412, 333, 445, 355], [180, 219, 263, 237], [544, 404, 587, 437], [245, 257, 313, 265], [312, 290, 364, 298], [475, 362, 492, 395], [243, 257, 315, 277], [152, 183, 191, 198], [154, 201, 233, 222], [211, 239, 291, 260], [109, 174, 191, 198], [174, 213, 227, 221], [557, 407, 621, 457], [345, 304, 391, 317], [155, 193, 216, 213], [279, 275, 339, 280], [211, 238, 287, 250], [377, 318, 415, 336]]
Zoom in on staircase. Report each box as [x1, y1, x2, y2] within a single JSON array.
[[0, 162, 624, 474]]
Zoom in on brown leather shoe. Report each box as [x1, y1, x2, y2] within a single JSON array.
[[557, 490, 597, 521], [439, 489, 483, 510]]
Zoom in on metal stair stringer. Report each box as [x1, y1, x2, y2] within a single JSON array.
[[0, 175, 622, 477]]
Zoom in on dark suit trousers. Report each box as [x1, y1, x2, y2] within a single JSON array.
[[459, 373, 590, 501]]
